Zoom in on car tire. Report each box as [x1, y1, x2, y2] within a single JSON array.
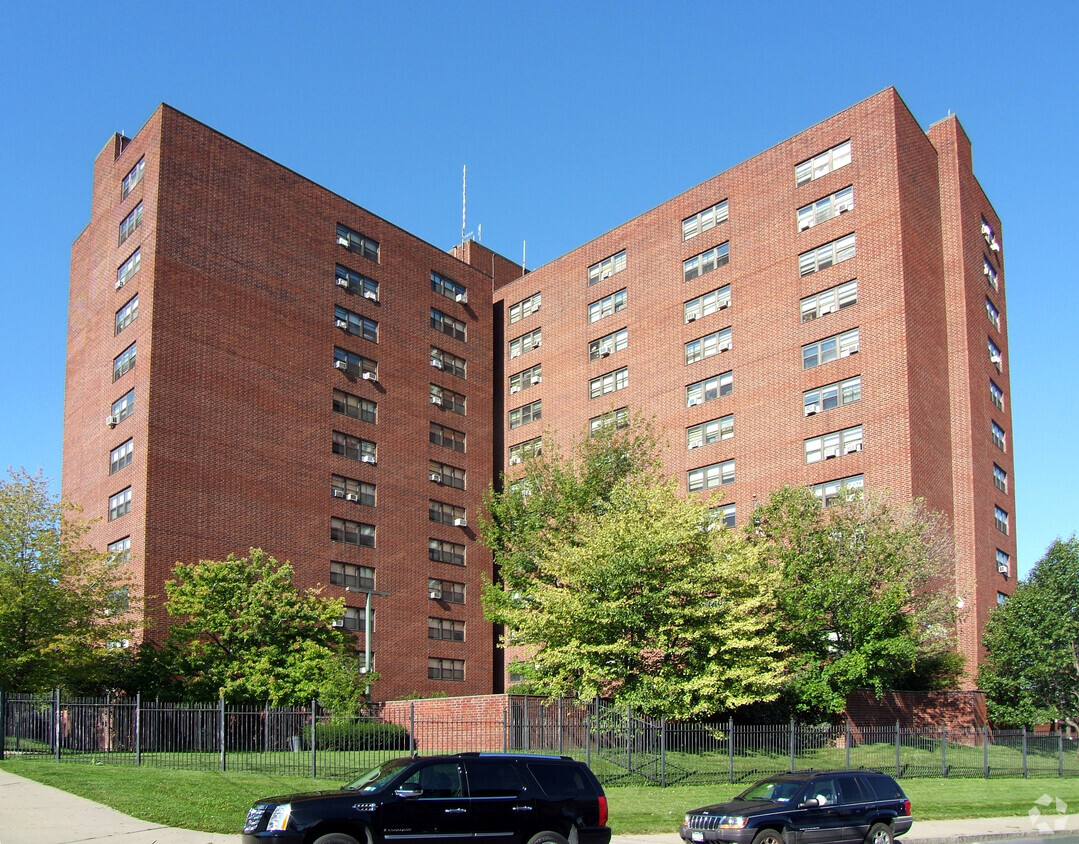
[[750, 830, 785, 844], [865, 823, 894, 844], [313, 834, 362, 844], [527, 831, 570, 844]]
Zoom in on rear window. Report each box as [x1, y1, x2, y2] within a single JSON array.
[[467, 761, 526, 797], [526, 762, 592, 799], [865, 775, 905, 801]]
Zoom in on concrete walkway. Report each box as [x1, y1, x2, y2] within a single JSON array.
[[1, 768, 1077, 844]]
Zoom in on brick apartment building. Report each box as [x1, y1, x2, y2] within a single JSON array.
[[63, 87, 1015, 697]]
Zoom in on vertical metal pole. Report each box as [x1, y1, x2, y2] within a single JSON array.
[[0, 687, 6, 761], [983, 724, 989, 778], [728, 717, 734, 784], [135, 692, 142, 767], [660, 716, 667, 788], [557, 698, 563, 756], [409, 702, 416, 754], [789, 717, 796, 773], [585, 701, 591, 768], [54, 688, 61, 762], [219, 696, 226, 772], [941, 725, 947, 778], [524, 695, 530, 750], [845, 719, 851, 770], [895, 721, 901, 779], [626, 703, 632, 776], [1059, 730, 1065, 778], [1022, 726, 1028, 778], [502, 705, 508, 753], [364, 590, 373, 699], [310, 699, 317, 778]]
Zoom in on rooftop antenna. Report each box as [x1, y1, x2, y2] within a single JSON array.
[[461, 165, 466, 246], [522, 240, 527, 274]]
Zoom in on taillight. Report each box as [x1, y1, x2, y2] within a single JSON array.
[[903, 799, 911, 816], [598, 795, 609, 827]]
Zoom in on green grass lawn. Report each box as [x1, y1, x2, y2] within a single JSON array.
[[3, 756, 1079, 835]]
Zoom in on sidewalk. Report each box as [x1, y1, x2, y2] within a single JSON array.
[[0, 768, 1076, 844]]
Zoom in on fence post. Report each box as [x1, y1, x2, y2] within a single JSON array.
[[523, 695, 530, 751], [219, 696, 226, 772], [1060, 729, 1065, 778], [54, 688, 61, 762], [585, 700, 592, 768], [728, 717, 734, 784], [789, 717, 795, 773], [941, 725, 947, 778], [135, 692, 142, 767], [845, 719, 851, 770], [983, 724, 988, 778], [626, 703, 632, 777], [660, 716, 666, 788], [895, 721, 901, 779], [264, 702, 269, 754], [502, 705, 508, 753], [310, 699, 317, 778], [1022, 725, 1028, 778], [0, 686, 5, 761], [557, 698, 563, 756]]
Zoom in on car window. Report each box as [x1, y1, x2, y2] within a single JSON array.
[[742, 780, 804, 803], [526, 762, 590, 799], [808, 778, 838, 806], [467, 761, 526, 797], [865, 775, 905, 801], [837, 775, 867, 804], [402, 763, 464, 798]]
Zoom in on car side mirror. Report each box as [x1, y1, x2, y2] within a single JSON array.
[[798, 798, 820, 809], [395, 786, 423, 799]]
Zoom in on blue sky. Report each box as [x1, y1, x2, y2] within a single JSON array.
[[1, 1, 1075, 576]]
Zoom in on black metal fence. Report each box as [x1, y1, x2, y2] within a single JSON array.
[[2, 691, 1076, 785]]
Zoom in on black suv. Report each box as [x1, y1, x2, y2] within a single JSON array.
[[679, 770, 912, 844], [242, 752, 612, 844]]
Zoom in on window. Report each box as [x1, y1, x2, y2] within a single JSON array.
[[114, 295, 138, 335], [333, 347, 378, 379], [684, 286, 731, 323], [799, 233, 856, 276], [588, 289, 627, 323], [428, 657, 464, 680], [981, 217, 1000, 253], [341, 606, 371, 631], [429, 500, 466, 525], [986, 297, 1000, 331], [109, 439, 133, 474], [685, 327, 732, 364], [509, 400, 542, 429], [509, 363, 542, 394], [331, 561, 375, 591], [331, 517, 375, 547], [429, 384, 466, 415], [336, 223, 379, 262], [431, 271, 467, 302], [118, 203, 143, 246], [997, 591, 1008, 605], [988, 338, 1003, 371], [801, 279, 857, 322], [589, 328, 628, 361], [112, 342, 136, 381], [121, 157, 145, 199], [687, 460, 735, 491], [989, 380, 1004, 411], [112, 389, 135, 424], [682, 200, 729, 241], [991, 421, 1007, 452], [428, 618, 465, 641], [509, 292, 542, 323], [797, 186, 854, 231], [508, 437, 542, 464], [996, 550, 1010, 576], [429, 538, 465, 565], [687, 415, 734, 449], [709, 503, 737, 529], [993, 464, 1008, 494], [431, 309, 466, 341], [509, 328, 542, 358], [334, 306, 378, 341], [116, 249, 140, 289], [795, 140, 851, 187], [588, 250, 627, 285], [429, 578, 465, 604], [334, 264, 380, 300], [983, 257, 998, 291], [429, 460, 465, 490], [805, 425, 863, 463], [333, 431, 377, 464], [683, 242, 730, 282], [686, 371, 733, 406], [331, 475, 375, 506], [811, 474, 864, 506], [108, 536, 131, 565], [994, 506, 1009, 535], [589, 407, 629, 436], [803, 328, 859, 369], [431, 347, 467, 378], [108, 487, 132, 521], [430, 422, 466, 453], [803, 376, 861, 416], [589, 367, 628, 399], [333, 389, 377, 423]]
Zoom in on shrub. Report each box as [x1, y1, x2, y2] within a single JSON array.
[[313, 719, 410, 751]]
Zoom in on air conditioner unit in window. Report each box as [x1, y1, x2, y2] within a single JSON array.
[[719, 341, 731, 352], [362, 371, 377, 381], [335, 318, 349, 329], [455, 292, 468, 304], [361, 455, 376, 465], [429, 589, 442, 600], [601, 270, 612, 280], [334, 360, 348, 370], [719, 301, 730, 310], [115, 279, 126, 290], [332, 619, 345, 628], [430, 395, 442, 405], [825, 452, 838, 460], [345, 492, 359, 501], [531, 376, 542, 385], [799, 221, 812, 232], [453, 518, 467, 527], [600, 348, 611, 358], [335, 277, 350, 288], [332, 489, 345, 498], [509, 349, 520, 358], [845, 443, 862, 454], [337, 235, 350, 247], [686, 314, 698, 323], [990, 239, 1000, 252], [804, 404, 819, 416], [430, 359, 443, 369], [688, 442, 701, 449], [509, 457, 522, 466], [363, 290, 378, 301], [990, 354, 1002, 365], [819, 304, 834, 315], [429, 472, 442, 483], [105, 415, 119, 428], [533, 339, 541, 347], [981, 223, 992, 238], [997, 562, 1009, 574], [688, 398, 702, 407], [509, 385, 521, 394]]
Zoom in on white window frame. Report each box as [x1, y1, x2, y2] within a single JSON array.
[[588, 289, 627, 323], [687, 415, 734, 449], [589, 367, 628, 399], [686, 371, 733, 406], [801, 279, 857, 322], [795, 140, 851, 187], [589, 327, 628, 361], [684, 285, 731, 323], [682, 200, 729, 241], [797, 186, 854, 231], [683, 242, 730, 282], [587, 250, 627, 285], [509, 292, 542, 323], [799, 233, 856, 277], [687, 460, 735, 491]]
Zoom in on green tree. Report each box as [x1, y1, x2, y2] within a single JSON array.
[[481, 423, 786, 718], [749, 485, 960, 717], [163, 548, 367, 708], [979, 537, 1079, 729], [0, 470, 135, 692]]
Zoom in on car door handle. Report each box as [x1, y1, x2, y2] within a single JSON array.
[[512, 806, 533, 812], [445, 808, 468, 814]]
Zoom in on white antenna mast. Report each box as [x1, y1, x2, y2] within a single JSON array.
[[461, 165, 467, 246], [522, 240, 527, 273]]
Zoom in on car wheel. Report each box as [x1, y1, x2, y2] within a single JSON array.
[[527, 832, 570, 844], [750, 829, 785, 844], [313, 834, 362, 844], [865, 823, 894, 844]]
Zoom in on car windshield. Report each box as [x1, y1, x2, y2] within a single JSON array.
[[345, 758, 413, 792], [738, 779, 806, 803]]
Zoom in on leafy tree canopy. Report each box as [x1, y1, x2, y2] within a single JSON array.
[[0, 469, 135, 692], [979, 537, 1079, 728]]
